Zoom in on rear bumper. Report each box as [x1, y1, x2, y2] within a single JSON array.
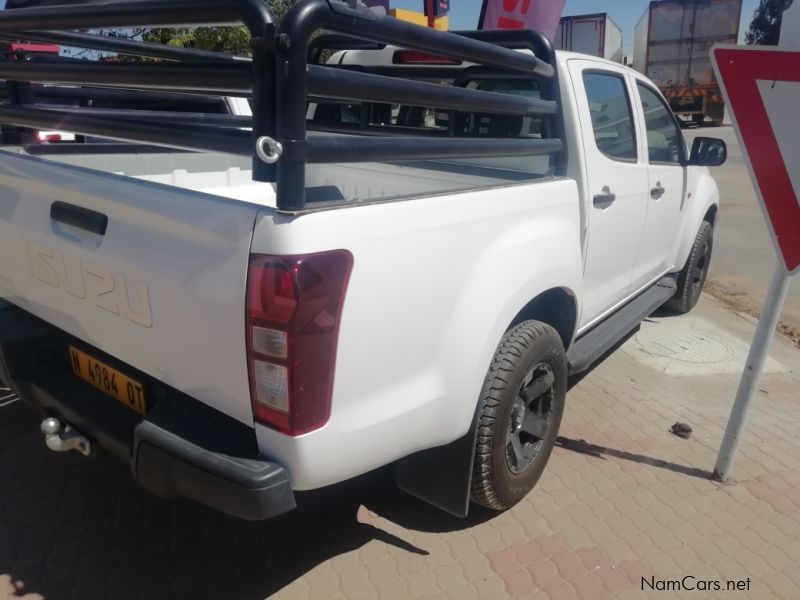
[[0, 300, 295, 521], [133, 400, 296, 521]]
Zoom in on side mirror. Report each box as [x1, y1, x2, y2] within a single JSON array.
[[688, 136, 727, 167]]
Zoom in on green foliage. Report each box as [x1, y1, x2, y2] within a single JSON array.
[[139, 0, 293, 57], [745, 0, 788, 45], [269, 0, 294, 22], [142, 27, 253, 56]]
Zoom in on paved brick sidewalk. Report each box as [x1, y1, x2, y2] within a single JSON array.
[[1, 294, 798, 600]]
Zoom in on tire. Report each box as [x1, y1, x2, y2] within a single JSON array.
[[665, 220, 713, 314], [470, 320, 567, 511]]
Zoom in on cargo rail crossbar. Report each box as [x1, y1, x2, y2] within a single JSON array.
[[0, 0, 564, 212]]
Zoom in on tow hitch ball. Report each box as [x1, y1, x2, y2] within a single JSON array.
[[40, 417, 92, 456]]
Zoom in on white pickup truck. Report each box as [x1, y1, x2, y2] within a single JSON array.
[[0, 0, 726, 520]]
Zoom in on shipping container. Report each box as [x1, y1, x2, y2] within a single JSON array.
[[555, 13, 623, 63], [634, 0, 741, 125]]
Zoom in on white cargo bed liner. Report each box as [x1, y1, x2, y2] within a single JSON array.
[[23, 149, 546, 207]]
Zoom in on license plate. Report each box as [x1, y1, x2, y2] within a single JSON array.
[[69, 346, 146, 415]]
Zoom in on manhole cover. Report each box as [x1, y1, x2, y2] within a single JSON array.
[[634, 326, 732, 363]]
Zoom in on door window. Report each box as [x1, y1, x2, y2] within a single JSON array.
[[637, 83, 683, 164], [582, 72, 637, 161]]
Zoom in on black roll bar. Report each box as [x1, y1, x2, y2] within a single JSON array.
[[0, 0, 245, 30], [0, 104, 252, 154], [0, 103, 562, 163], [273, 0, 557, 209], [307, 65, 557, 116], [0, 59, 557, 115], [0, 60, 253, 95], [28, 105, 253, 127], [0, 0, 564, 212], [306, 136, 563, 163], [2, 29, 250, 63], [0, 82, 229, 106]]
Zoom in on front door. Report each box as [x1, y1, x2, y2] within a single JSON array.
[[568, 61, 649, 328], [630, 82, 687, 290]]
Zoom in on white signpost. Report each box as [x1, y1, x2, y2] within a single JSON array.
[[710, 16, 800, 482]]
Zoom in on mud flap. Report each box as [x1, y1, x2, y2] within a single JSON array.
[[395, 409, 480, 518]]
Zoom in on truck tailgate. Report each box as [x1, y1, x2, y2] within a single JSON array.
[[0, 151, 260, 425]]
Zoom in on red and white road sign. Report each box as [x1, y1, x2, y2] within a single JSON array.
[[711, 45, 800, 274]]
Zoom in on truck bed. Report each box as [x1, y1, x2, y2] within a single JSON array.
[[13, 148, 550, 208]]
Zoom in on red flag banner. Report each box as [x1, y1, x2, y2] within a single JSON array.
[[478, 0, 566, 40]]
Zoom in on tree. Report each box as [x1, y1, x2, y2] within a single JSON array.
[[140, 0, 293, 57], [142, 27, 254, 56], [745, 0, 789, 45]]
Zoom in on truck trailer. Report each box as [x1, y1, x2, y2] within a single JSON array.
[[633, 0, 742, 125], [555, 13, 623, 63]]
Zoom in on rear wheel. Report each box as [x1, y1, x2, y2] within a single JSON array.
[[471, 321, 567, 511], [665, 221, 713, 314]]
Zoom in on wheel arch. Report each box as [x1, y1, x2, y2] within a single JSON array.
[[703, 203, 718, 226], [672, 168, 719, 271], [506, 287, 578, 351], [396, 287, 579, 519]]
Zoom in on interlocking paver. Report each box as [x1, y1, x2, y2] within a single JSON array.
[[571, 572, 610, 600], [552, 552, 588, 580], [554, 521, 595, 551], [443, 583, 477, 600], [1, 296, 799, 599]]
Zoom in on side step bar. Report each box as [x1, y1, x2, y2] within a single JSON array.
[[567, 275, 677, 375]]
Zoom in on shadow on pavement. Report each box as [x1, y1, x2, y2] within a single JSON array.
[[555, 435, 712, 481], [0, 401, 493, 600]]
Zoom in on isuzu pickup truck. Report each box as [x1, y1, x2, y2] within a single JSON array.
[[0, 0, 726, 520]]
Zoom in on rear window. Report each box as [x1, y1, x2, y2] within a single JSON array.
[[312, 77, 545, 138], [466, 78, 544, 138]]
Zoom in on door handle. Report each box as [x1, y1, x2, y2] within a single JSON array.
[[593, 186, 616, 208], [650, 182, 665, 200], [50, 201, 108, 235]]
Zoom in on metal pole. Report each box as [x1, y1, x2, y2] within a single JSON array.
[[713, 262, 792, 482]]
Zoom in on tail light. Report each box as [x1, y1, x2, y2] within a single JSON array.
[[246, 250, 353, 435], [392, 50, 461, 65]]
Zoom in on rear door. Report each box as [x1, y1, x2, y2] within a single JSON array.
[[629, 80, 687, 290], [568, 60, 649, 327], [0, 151, 260, 425]]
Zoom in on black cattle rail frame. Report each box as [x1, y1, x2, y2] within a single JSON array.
[[0, 0, 565, 212]]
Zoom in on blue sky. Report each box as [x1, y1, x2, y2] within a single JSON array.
[[391, 0, 760, 55]]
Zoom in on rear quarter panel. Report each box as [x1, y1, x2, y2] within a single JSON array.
[[251, 178, 582, 489]]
